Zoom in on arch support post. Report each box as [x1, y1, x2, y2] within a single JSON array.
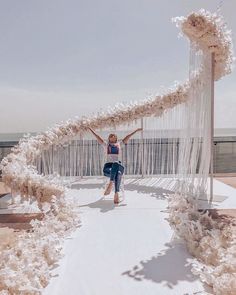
[[141, 118, 144, 178], [210, 52, 215, 205]]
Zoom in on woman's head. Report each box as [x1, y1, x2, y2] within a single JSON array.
[[108, 133, 118, 143]]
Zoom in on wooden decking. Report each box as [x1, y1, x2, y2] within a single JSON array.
[[216, 176, 236, 189], [0, 182, 43, 230], [0, 213, 44, 231]]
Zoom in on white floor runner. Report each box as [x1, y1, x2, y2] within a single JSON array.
[[43, 178, 211, 295]]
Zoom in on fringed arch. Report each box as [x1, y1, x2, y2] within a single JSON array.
[[0, 9, 234, 295]]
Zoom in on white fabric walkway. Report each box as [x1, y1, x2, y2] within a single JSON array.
[[43, 178, 212, 295]]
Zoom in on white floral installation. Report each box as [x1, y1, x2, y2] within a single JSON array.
[[168, 194, 236, 295], [0, 79, 193, 204], [0, 195, 80, 295], [0, 9, 234, 295], [173, 9, 235, 80], [167, 9, 236, 295]]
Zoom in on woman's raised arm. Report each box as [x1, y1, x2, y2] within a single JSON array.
[[122, 128, 143, 144], [87, 127, 105, 144]]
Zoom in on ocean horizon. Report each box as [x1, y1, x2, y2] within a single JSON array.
[[0, 128, 236, 142]]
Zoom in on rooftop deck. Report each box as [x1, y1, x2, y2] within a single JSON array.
[[0, 176, 236, 294]]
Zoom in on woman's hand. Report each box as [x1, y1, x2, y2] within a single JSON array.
[[136, 128, 143, 132]]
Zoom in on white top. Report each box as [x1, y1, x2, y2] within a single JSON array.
[[103, 141, 123, 163]]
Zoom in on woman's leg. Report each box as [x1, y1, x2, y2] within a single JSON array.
[[114, 164, 124, 193], [103, 163, 113, 195], [103, 162, 124, 197], [110, 162, 119, 182], [103, 163, 112, 178], [114, 164, 124, 203]]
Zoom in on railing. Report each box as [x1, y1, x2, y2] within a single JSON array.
[[0, 142, 18, 166], [213, 139, 236, 173], [1, 138, 236, 177]]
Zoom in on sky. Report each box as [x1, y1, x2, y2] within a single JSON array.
[[0, 0, 235, 133]]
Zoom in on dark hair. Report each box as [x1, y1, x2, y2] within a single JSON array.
[[108, 133, 118, 142]]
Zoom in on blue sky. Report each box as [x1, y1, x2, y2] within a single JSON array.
[[0, 0, 235, 133]]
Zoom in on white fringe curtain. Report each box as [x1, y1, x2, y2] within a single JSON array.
[[177, 42, 212, 197]]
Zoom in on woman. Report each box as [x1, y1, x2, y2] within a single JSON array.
[[88, 127, 143, 204]]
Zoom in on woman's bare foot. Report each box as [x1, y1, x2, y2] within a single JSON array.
[[104, 181, 113, 195], [114, 192, 120, 204]]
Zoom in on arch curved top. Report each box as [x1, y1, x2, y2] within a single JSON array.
[[0, 9, 234, 203]]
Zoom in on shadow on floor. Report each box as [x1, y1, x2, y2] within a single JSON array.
[[71, 177, 174, 211], [86, 198, 127, 213], [122, 240, 213, 294], [125, 180, 174, 201], [71, 181, 124, 213]]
